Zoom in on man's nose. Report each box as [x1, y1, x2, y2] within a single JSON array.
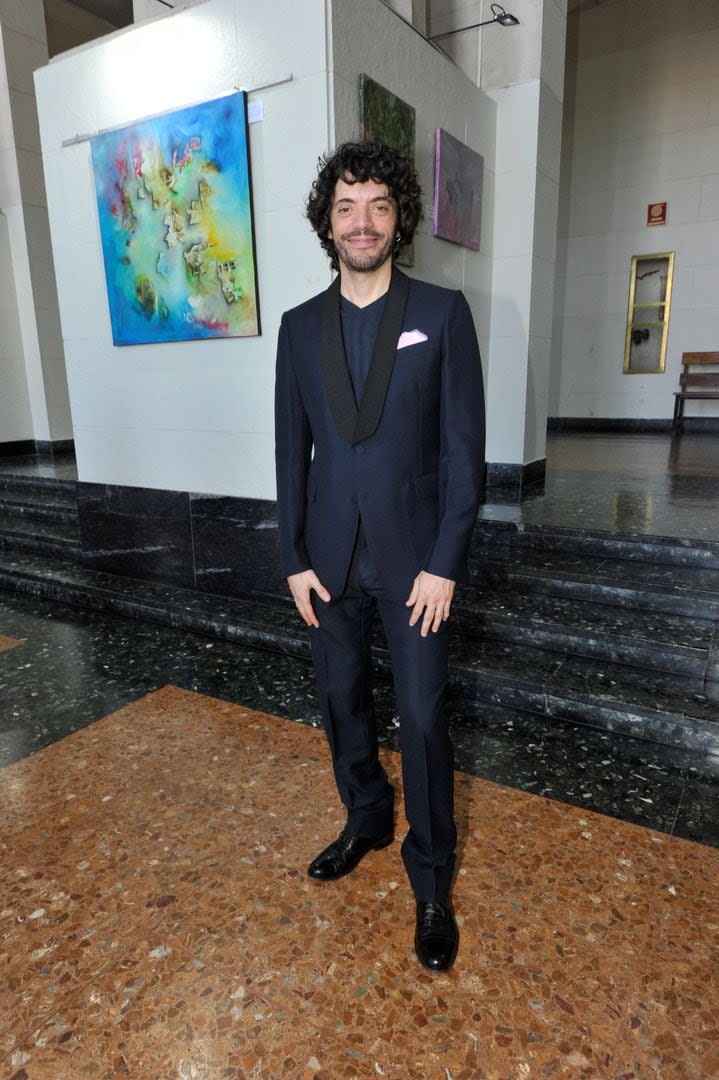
[[355, 204, 373, 229]]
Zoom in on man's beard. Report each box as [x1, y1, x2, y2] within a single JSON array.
[[333, 230, 395, 273]]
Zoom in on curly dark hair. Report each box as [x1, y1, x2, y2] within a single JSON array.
[[306, 140, 423, 271]]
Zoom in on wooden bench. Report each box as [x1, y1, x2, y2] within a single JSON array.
[[672, 352, 719, 432]]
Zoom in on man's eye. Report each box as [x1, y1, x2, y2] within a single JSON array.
[[374, 204, 390, 213]]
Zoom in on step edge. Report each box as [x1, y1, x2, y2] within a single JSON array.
[[457, 600, 715, 642], [475, 519, 719, 554], [477, 561, 719, 605], [1, 563, 715, 733], [461, 614, 710, 673], [0, 530, 81, 547], [0, 476, 77, 492], [450, 665, 718, 745], [0, 497, 78, 512]]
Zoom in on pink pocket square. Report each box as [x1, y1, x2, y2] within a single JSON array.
[[397, 329, 429, 350]]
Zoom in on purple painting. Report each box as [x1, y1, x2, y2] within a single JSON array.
[[433, 128, 484, 252]]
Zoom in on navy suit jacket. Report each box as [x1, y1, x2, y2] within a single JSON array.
[[274, 267, 485, 602]]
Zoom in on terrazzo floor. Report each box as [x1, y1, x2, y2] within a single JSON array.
[[2, 434, 719, 1076], [2, 683, 718, 1080]]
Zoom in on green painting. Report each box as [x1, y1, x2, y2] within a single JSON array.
[[359, 74, 416, 267]]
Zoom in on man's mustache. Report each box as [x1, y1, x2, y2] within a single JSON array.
[[341, 229, 383, 240]]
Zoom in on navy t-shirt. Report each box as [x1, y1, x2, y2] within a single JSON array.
[[340, 292, 387, 404]]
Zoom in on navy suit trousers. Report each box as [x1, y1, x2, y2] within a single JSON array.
[[309, 520, 457, 902]]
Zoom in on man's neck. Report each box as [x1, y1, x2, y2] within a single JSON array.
[[338, 259, 393, 308]]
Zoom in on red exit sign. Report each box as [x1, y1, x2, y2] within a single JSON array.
[[647, 202, 667, 226]]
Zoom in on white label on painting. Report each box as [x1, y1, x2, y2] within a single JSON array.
[[248, 100, 264, 124]]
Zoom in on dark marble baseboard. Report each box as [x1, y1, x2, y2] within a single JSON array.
[[190, 493, 282, 600], [548, 417, 719, 433], [77, 482, 282, 600], [485, 457, 546, 494], [0, 439, 76, 459], [0, 440, 36, 457], [79, 473, 565, 599], [35, 439, 75, 457]]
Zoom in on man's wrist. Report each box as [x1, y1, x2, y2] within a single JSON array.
[[284, 563, 312, 579]]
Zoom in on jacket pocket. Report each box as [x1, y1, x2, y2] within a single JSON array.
[[414, 471, 438, 499]]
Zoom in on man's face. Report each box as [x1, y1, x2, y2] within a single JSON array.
[[328, 176, 398, 273]]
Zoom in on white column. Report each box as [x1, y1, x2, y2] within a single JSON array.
[[0, 0, 71, 446], [481, 0, 566, 473]]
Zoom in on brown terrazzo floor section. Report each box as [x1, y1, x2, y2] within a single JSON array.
[[0, 685, 717, 1080], [0, 635, 25, 652]]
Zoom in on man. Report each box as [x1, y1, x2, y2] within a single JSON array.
[[274, 140, 485, 972]]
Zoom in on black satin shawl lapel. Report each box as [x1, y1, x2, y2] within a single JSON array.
[[320, 267, 411, 445], [320, 275, 358, 443], [353, 267, 410, 445]]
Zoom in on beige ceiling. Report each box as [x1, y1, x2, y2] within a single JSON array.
[[67, 0, 133, 26]]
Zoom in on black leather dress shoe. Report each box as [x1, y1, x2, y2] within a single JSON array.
[[307, 827, 393, 881], [414, 900, 458, 972]]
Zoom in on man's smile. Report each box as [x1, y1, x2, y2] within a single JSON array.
[[345, 233, 382, 246]]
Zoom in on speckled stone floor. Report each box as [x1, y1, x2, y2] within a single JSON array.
[[1, 684, 717, 1079], [0, 635, 25, 652], [479, 432, 719, 541], [1, 591, 718, 849]]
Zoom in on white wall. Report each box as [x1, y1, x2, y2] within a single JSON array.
[[0, 0, 72, 445], [0, 211, 33, 440], [35, 0, 331, 496], [330, 0, 496, 400], [552, 0, 719, 420]]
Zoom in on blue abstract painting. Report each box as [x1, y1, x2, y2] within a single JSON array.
[[91, 92, 259, 346]]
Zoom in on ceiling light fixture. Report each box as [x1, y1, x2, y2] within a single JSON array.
[[430, 3, 520, 41]]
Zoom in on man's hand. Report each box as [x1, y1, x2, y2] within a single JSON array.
[[287, 569, 331, 628], [405, 571, 456, 637]]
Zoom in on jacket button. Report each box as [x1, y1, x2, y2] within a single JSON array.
[[354, 445, 366, 454]]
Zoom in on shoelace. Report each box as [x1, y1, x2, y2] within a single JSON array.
[[418, 902, 452, 930], [335, 827, 353, 849], [324, 828, 354, 864]]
